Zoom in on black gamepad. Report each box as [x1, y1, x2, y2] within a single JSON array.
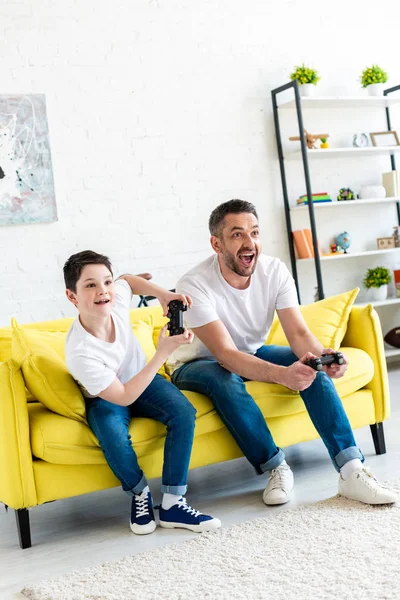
[[167, 300, 187, 336], [305, 352, 344, 371]]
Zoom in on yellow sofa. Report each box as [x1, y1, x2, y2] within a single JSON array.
[[0, 296, 390, 549]]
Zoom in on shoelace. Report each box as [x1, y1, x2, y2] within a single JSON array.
[[356, 468, 387, 491], [177, 498, 201, 517], [269, 466, 290, 490], [135, 492, 150, 518]]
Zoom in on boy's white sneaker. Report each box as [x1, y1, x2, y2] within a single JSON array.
[[263, 463, 294, 505], [339, 467, 398, 505]]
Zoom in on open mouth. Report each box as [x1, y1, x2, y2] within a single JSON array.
[[94, 299, 110, 305], [238, 252, 255, 267]]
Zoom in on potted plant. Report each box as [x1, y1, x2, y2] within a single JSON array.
[[320, 137, 329, 149], [290, 64, 320, 97], [363, 266, 392, 301], [360, 65, 388, 97]]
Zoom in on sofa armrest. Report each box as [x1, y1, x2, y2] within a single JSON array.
[[0, 359, 37, 509], [342, 305, 390, 423]]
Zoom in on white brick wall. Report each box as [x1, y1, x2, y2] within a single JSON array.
[[1, 0, 399, 324]]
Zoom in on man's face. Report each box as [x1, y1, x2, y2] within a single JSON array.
[[213, 212, 261, 277], [66, 264, 116, 317]]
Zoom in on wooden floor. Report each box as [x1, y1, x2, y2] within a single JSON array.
[[2, 366, 400, 599]]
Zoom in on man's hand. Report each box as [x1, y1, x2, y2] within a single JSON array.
[[156, 325, 194, 359], [321, 348, 348, 379], [281, 352, 318, 391], [159, 291, 192, 317]]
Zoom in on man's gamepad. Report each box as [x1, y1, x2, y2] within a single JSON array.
[[167, 300, 187, 336], [305, 352, 344, 371]]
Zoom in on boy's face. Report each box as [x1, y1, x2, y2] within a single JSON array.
[[66, 264, 116, 318]]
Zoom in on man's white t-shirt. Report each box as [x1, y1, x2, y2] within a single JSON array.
[[65, 279, 146, 398], [166, 254, 298, 374]]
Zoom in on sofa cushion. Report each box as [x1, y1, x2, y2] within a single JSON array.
[[267, 288, 359, 349], [12, 320, 87, 422], [28, 346, 373, 466], [131, 318, 168, 379]]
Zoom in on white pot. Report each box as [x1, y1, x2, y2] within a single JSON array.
[[366, 83, 384, 96], [366, 285, 388, 302], [359, 185, 386, 199], [299, 83, 315, 97]]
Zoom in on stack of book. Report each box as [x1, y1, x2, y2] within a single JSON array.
[[293, 229, 322, 259], [296, 192, 332, 205]]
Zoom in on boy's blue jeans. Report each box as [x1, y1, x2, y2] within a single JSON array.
[[85, 374, 196, 496], [171, 345, 364, 474]]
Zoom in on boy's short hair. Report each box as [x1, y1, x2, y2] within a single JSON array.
[[208, 199, 258, 237], [63, 250, 113, 292]]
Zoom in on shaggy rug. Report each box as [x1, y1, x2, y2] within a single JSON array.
[[22, 481, 400, 600]]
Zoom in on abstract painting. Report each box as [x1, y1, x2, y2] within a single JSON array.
[[0, 94, 57, 225]]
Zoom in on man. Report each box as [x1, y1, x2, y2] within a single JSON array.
[[167, 199, 397, 506]]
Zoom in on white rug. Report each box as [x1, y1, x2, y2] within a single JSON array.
[[22, 481, 400, 600]]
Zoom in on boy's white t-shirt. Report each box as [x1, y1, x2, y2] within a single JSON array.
[[65, 279, 146, 398], [166, 254, 298, 374]]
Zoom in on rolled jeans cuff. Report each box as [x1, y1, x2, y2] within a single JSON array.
[[123, 473, 148, 496], [260, 448, 286, 473], [161, 484, 188, 495], [334, 446, 365, 472]]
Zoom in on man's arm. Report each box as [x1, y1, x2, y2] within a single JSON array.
[[277, 306, 348, 379], [277, 306, 323, 358], [192, 320, 317, 391], [117, 274, 192, 316]]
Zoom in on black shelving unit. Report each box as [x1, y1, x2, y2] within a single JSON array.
[[271, 81, 400, 303]]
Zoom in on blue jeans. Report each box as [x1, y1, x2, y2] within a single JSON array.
[[86, 374, 197, 496], [172, 345, 364, 473]]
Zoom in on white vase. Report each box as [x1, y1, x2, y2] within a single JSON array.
[[367, 83, 384, 96], [366, 285, 388, 302], [299, 83, 315, 97]]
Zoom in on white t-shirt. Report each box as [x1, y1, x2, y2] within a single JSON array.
[[166, 254, 298, 374], [65, 279, 146, 398]]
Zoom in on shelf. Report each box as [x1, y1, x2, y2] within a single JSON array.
[[385, 348, 400, 358], [279, 96, 400, 110], [297, 247, 400, 263], [286, 146, 400, 160], [355, 298, 400, 308], [291, 197, 400, 211]]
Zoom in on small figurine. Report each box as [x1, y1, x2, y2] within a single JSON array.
[[337, 188, 356, 201], [330, 243, 344, 254], [289, 129, 330, 150], [335, 231, 351, 254]]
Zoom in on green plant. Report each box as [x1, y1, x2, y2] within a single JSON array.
[[320, 137, 327, 143], [363, 266, 392, 289], [290, 64, 320, 85], [360, 65, 388, 88]]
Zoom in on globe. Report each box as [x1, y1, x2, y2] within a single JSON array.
[[335, 231, 351, 253]]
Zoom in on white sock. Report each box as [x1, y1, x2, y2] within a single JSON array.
[[340, 459, 363, 480], [162, 492, 182, 510], [137, 485, 150, 496]]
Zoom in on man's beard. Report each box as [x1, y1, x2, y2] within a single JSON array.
[[221, 248, 258, 277]]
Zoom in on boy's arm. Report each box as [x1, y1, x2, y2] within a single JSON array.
[[98, 327, 193, 406], [117, 274, 192, 316]]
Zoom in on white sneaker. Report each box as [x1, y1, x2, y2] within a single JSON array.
[[339, 467, 398, 505], [263, 463, 294, 506]]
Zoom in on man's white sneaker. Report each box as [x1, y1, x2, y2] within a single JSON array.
[[339, 467, 398, 505], [263, 463, 294, 506]]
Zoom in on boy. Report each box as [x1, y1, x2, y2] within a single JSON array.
[[64, 250, 221, 534]]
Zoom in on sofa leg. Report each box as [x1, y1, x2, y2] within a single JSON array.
[[15, 509, 31, 549], [370, 422, 386, 455]]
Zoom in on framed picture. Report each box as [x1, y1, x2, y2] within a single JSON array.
[[377, 236, 395, 249], [370, 131, 400, 147]]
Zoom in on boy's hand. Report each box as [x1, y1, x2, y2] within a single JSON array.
[[159, 291, 192, 317], [156, 325, 194, 358]]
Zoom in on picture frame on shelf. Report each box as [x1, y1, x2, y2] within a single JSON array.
[[377, 236, 395, 250], [370, 131, 400, 147]]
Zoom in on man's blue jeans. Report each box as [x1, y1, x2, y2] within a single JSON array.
[[86, 374, 197, 496], [172, 345, 364, 474]]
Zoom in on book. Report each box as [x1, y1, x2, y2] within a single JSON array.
[[296, 197, 332, 205], [382, 171, 399, 197], [293, 229, 322, 259], [298, 192, 329, 200]]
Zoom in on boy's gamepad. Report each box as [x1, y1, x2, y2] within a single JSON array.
[[305, 352, 344, 371], [167, 300, 187, 336]]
